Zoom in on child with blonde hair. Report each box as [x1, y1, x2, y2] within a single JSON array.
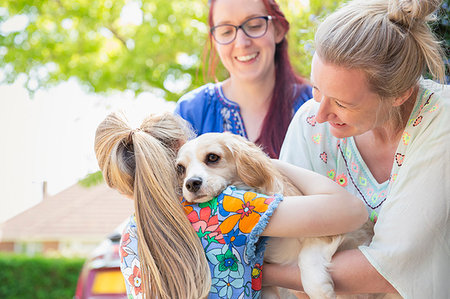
[[94, 112, 367, 298]]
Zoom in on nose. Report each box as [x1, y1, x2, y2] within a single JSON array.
[[315, 97, 332, 124], [185, 177, 203, 193], [234, 28, 251, 47]]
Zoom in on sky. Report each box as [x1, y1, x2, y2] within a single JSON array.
[[0, 77, 175, 223]]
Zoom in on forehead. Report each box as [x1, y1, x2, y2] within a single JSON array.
[[177, 134, 226, 163], [311, 54, 376, 104], [212, 0, 267, 25]]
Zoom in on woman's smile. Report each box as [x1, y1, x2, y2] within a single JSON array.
[[235, 52, 259, 62]]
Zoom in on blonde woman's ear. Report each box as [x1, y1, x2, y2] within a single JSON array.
[[392, 85, 418, 107]]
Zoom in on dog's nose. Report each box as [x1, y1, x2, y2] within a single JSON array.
[[186, 177, 202, 193]]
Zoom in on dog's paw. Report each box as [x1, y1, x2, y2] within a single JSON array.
[[304, 282, 336, 299]]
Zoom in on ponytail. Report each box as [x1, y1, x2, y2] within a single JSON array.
[[95, 112, 211, 299]]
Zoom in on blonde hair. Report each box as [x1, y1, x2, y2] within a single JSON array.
[[94, 112, 210, 299], [315, 0, 446, 130]]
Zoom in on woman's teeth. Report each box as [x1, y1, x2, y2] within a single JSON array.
[[236, 53, 257, 62]]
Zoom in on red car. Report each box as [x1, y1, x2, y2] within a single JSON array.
[[74, 232, 127, 299]]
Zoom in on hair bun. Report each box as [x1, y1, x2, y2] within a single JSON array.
[[388, 0, 441, 27]]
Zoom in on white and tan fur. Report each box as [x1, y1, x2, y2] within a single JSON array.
[[176, 132, 376, 299]]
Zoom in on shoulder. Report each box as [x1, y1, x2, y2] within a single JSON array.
[[217, 186, 283, 265], [293, 84, 313, 111], [289, 99, 321, 132], [281, 99, 335, 167], [408, 80, 450, 142], [175, 83, 228, 135], [123, 214, 137, 234], [420, 79, 450, 99], [297, 97, 319, 115], [120, 215, 138, 256], [419, 79, 450, 109], [220, 185, 278, 199], [425, 80, 450, 120], [175, 83, 219, 118], [218, 186, 283, 222], [176, 83, 217, 109], [119, 215, 142, 298]]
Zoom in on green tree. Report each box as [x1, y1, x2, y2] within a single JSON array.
[[431, 0, 450, 82], [1, 0, 342, 101], [280, 0, 343, 79]]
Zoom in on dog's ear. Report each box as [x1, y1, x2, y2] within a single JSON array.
[[225, 135, 278, 193]]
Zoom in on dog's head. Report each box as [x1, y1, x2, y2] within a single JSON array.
[[176, 132, 281, 203]]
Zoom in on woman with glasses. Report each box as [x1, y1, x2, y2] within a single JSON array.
[[175, 0, 312, 159]]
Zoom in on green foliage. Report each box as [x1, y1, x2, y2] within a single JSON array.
[[78, 170, 103, 187], [1, 0, 210, 101], [279, 0, 345, 79], [0, 0, 343, 101], [431, 0, 450, 82], [0, 253, 85, 299]]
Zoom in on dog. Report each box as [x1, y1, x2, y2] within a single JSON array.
[[176, 132, 376, 299]]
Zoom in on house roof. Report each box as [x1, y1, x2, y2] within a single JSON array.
[[0, 183, 134, 242]]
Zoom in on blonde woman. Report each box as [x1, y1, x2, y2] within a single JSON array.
[[94, 112, 368, 298], [269, 0, 450, 297]]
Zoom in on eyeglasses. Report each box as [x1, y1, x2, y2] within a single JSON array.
[[210, 16, 273, 45]]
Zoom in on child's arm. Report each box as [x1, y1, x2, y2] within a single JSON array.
[[261, 160, 367, 237]]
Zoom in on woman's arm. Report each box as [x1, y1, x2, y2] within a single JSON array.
[[263, 249, 397, 294], [261, 160, 368, 237]]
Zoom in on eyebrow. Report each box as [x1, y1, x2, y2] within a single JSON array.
[[311, 84, 355, 106], [214, 14, 266, 26]]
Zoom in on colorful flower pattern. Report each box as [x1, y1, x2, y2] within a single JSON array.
[[182, 186, 282, 298], [119, 186, 282, 299], [120, 232, 131, 263], [219, 191, 274, 234], [251, 263, 263, 291], [186, 199, 225, 248], [336, 173, 348, 187], [327, 169, 336, 180], [121, 256, 143, 298], [351, 162, 359, 173], [312, 133, 321, 144]]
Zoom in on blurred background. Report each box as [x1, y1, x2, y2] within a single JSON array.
[[0, 0, 448, 298]]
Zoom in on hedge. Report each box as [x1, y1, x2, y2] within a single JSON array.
[[0, 253, 85, 299]]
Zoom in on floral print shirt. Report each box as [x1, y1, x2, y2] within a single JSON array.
[[119, 186, 283, 299]]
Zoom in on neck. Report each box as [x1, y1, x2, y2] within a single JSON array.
[[365, 127, 402, 147], [370, 85, 419, 145], [222, 74, 275, 111], [221, 73, 276, 142]]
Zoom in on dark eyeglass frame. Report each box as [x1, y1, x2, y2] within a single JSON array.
[[210, 15, 273, 45]]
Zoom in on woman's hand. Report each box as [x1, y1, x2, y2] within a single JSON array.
[[263, 249, 398, 295]]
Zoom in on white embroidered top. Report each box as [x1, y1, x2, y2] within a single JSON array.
[[280, 80, 450, 298]]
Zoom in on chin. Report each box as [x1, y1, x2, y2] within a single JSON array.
[[329, 122, 362, 139], [329, 127, 350, 139]]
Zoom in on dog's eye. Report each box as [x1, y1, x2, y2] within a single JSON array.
[[176, 164, 185, 175], [206, 153, 220, 164]]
